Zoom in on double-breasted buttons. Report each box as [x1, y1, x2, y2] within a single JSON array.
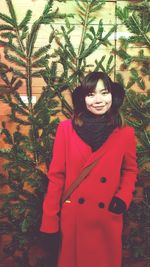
[[100, 176, 107, 183], [98, 202, 105, 208], [78, 197, 85, 204]]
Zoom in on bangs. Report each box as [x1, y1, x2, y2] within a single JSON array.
[[81, 72, 112, 96]]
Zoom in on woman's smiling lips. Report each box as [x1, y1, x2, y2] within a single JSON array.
[[94, 106, 105, 108]]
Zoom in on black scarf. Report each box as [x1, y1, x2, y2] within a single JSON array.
[[72, 111, 120, 152]]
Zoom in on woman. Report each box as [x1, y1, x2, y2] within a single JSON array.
[[40, 72, 138, 267]]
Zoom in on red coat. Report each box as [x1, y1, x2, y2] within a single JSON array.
[[40, 119, 138, 267]]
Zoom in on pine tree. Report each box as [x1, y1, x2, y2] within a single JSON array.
[[115, 1, 150, 266], [0, 1, 69, 266]]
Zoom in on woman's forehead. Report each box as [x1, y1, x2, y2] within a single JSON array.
[[94, 79, 108, 92]]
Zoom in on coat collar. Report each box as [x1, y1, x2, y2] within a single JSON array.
[[81, 127, 120, 170]]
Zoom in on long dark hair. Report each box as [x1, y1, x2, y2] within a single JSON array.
[[72, 72, 126, 127]]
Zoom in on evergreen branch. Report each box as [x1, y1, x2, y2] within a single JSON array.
[[9, 113, 31, 125], [129, 14, 150, 46], [11, 68, 26, 79], [56, 91, 72, 113], [43, 0, 53, 15], [0, 13, 15, 26], [116, 6, 129, 23], [1, 128, 13, 144], [117, 6, 150, 47], [32, 45, 51, 59], [77, 2, 90, 63], [0, 41, 26, 59], [26, 21, 42, 58], [0, 70, 10, 85], [42, 12, 72, 22], [20, 26, 29, 41], [11, 77, 18, 86], [102, 25, 116, 43], [5, 0, 25, 52], [137, 145, 150, 155], [75, 0, 86, 13], [126, 93, 149, 119], [88, 17, 96, 25], [1, 31, 16, 40], [61, 26, 76, 57], [59, 47, 76, 67], [5, 0, 17, 24], [127, 36, 148, 45], [49, 62, 57, 82], [94, 57, 106, 72], [9, 102, 29, 116], [4, 53, 26, 67], [12, 91, 28, 110], [106, 55, 114, 72], [138, 157, 150, 167], [90, 1, 105, 13], [13, 80, 23, 91], [25, 55, 32, 106], [142, 130, 150, 146], [79, 24, 115, 59], [31, 71, 41, 78], [130, 68, 145, 90], [0, 24, 14, 31], [26, 1, 58, 57], [19, 10, 32, 30], [32, 55, 50, 68], [62, 109, 72, 119]]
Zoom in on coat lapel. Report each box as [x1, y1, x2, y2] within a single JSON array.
[[82, 127, 120, 169]]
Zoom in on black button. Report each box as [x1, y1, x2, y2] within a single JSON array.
[[98, 202, 105, 208], [100, 177, 107, 183], [78, 197, 85, 204]]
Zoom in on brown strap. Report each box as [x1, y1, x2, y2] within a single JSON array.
[[61, 158, 99, 203]]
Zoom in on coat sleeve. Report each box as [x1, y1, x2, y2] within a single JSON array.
[[40, 122, 66, 233], [115, 127, 138, 209]]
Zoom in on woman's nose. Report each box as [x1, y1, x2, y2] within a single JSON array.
[[94, 94, 102, 103]]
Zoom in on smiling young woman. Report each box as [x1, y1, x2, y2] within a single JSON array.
[[85, 79, 112, 115], [40, 71, 138, 267]]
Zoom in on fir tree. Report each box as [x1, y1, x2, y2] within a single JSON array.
[[115, 1, 150, 266], [0, 1, 69, 266]]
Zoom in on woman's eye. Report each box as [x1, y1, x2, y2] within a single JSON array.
[[102, 91, 109, 95], [87, 93, 95, 97]]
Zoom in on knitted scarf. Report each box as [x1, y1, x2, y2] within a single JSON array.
[[72, 111, 120, 152]]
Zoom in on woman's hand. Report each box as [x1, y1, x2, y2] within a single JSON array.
[[108, 196, 126, 214]]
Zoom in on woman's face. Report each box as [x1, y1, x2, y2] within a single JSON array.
[[85, 79, 112, 115]]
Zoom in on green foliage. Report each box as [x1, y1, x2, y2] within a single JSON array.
[[0, 1, 66, 266], [46, 0, 115, 117], [0, 0, 149, 266], [116, 1, 150, 266], [0, 0, 116, 266]]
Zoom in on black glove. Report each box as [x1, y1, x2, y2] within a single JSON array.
[[108, 196, 126, 214], [40, 232, 61, 267]]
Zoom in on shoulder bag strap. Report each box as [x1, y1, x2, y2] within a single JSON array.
[[61, 158, 99, 204]]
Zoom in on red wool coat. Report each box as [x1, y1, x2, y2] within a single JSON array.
[[40, 119, 138, 267]]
